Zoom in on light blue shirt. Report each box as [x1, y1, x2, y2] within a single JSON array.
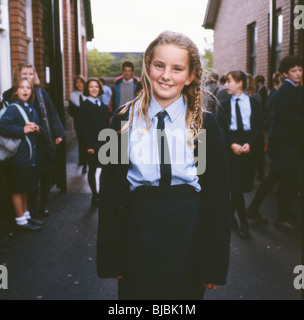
[[284, 78, 297, 87], [99, 85, 112, 106], [127, 95, 201, 192], [88, 96, 101, 106], [229, 93, 251, 131]]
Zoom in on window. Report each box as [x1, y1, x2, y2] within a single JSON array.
[[275, 11, 283, 71], [248, 23, 257, 75]]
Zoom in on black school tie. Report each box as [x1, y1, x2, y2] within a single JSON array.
[[235, 98, 244, 131], [79, 95, 83, 106], [157, 111, 172, 186]]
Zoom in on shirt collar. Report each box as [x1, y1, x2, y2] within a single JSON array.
[[284, 78, 297, 87], [148, 95, 186, 122], [123, 78, 134, 84], [231, 93, 247, 102], [88, 96, 101, 106]]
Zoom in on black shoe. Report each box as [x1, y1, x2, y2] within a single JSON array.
[[28, 218, 45, 226], [39, 207, 49, 217], [238, 220, 249, 239], [16, 222, 42, 232]]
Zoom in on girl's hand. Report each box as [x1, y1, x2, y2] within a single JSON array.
[[242, 143, 250, 153], [202, 283, 218, 290], [55, 137, 63, 145], [24, 122, 36, 134], [231, 143, 243, 155], [115, 276, 123, 280], [87, 149, 95, 154]]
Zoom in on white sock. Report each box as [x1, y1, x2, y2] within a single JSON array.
[[15, 215, 28, 226], [24, 211, 31, 219]]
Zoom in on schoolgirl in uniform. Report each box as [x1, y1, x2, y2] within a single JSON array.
[[0, 78, 44, 231], [2, 62, 65, 218], [79, 79, 109, 205], [68, 75, 87, 174], [97, 31, 231, 300], [217, 71, 263, 239]]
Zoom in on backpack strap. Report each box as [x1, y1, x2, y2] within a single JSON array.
[[11, 103, 33, 160]]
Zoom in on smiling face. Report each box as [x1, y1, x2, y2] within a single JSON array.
[[283, 65, 303, 86], [149, 44, 195, 109], [16, 79, 33, 103], [88, 80, 100, 99]]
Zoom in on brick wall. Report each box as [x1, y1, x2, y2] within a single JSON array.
[[63, 0, 73, 100], [32, 0, 47, 87], [9, 0, 27, 70], [213, 0, 302, 88]]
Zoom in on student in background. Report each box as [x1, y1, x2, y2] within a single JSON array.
[[69, 75, 87, 174], [217, 71, 263, 239], [0, 78, 44, 231], [98, 77, 112, 107], [79, 79, 109, 205]]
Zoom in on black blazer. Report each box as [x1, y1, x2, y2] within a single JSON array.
[[216, 96, 263, 148], [78, 99, 109, 152], [96, 106, 231, 285], [268, 80, 303, 175]]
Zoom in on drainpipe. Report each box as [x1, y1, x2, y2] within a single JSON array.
[[269, 0, 277, 89]]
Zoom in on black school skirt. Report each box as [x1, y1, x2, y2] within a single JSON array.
[[118, 184, 205, 300]]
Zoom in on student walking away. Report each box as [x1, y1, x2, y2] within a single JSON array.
[[69, 75, 87, 174], [0, 78, 45, 231], [217, 71, 263, 239], [79, 79, 109, 206], [203, 71, 220, 115], [98, 78, 112, 107], [110, 61, 141, 115], [97, 31, 231, 300], [245, 72, 284, 224], [266, 56, 303, 231], [2, 62, 66, 218]]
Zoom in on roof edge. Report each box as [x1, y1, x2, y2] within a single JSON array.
[[202, 0, 221, 30]]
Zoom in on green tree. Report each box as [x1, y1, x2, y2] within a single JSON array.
[[201, 49, 213, 73], [87, 49, 115, 77]]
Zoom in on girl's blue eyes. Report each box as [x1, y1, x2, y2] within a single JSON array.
[[154, 64, 182, 72]]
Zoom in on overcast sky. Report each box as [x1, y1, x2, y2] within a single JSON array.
[[87, 0, 214, 54]]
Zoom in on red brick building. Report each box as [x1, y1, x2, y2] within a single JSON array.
[[203, 0, 304, 88], [0, 0, 94, 192]]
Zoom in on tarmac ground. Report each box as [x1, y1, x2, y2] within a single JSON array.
[[0, 142, 302, 300]]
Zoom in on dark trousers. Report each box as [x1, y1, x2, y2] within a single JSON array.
[[230, 193, 246, 223], [28, 169, 52, 214], [88, 162, 100, 196], [248, 171, 297, 222], [75, 121, 87, 166], [255, 135, 265, 178], [118, 185, 205, 300]]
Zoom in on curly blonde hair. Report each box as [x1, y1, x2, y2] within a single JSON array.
[[119, 30, 205, 141]]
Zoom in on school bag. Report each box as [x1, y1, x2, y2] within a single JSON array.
[[0, 103, 32, 162]]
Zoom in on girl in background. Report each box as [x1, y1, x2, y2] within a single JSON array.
[[0, 78, 44, 231], [79, 79, 109, 205], [69, 75, 87, 174], [217, 71, 263, 239], [97, 31, 231, 300], [2, 62, 65, 217]]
